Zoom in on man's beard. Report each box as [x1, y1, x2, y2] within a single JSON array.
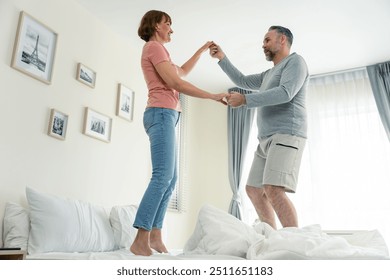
[[264, 50, 275, 61]]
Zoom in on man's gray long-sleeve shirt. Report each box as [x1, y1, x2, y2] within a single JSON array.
[[218, 52, 309, 139]]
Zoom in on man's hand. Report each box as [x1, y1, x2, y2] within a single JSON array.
[[209, 43, 225, 60], [227, 92, 246, 107]]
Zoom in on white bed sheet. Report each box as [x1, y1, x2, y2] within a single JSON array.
[[26, 249, 244, 260], [246, 225, 389, 260], [182, 204, 390, 260]]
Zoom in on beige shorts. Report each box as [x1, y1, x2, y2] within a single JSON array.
[[247, 133, 306, 193]]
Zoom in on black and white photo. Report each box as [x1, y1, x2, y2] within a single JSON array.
[[83, 107, 112, 142], [76, 63, 96, 88], [11, 11, 57, 84], [48, 109, 68, 140], [116, 83, 135, 122]]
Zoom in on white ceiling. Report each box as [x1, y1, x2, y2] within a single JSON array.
[[75, 0, 390, 90]]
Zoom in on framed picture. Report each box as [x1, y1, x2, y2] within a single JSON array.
[[11, 11, 58, 84], [83, 107, 112, 143], [48, 109, 68, 140], [116, 83, 135, 122], [76, 63, 96, 88]]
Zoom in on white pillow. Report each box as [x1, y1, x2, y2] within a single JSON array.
[[109, 205, 138, 249], [183, 204, 262, 258], [26, 187, 117, 254], [2, 202, 30, 250]]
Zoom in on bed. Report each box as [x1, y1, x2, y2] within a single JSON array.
[[2, 187, 389, 260]]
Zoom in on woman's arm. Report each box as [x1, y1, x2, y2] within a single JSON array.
[[155, 60, 227, 103], [176, 41, 214, 77]]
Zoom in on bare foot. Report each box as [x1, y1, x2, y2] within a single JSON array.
[[150, 240, 168, 254], [130, 241, 152, 256], [150, 228, 168, 253], [130, 228, 152, 256]]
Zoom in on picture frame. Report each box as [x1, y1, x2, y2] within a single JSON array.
[[116, 83, 135, 122], [76, 63, 96, 88], [83, 107, 112, 143], [11, 11, 58, 84], [48, 109, 68, 140]]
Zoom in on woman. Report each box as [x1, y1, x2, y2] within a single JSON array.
[[131, 10, 228, 256]]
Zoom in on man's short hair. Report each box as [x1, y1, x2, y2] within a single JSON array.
[[269, 26, 293, 47]]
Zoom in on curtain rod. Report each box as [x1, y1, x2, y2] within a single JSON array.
[[310, 65, 367, 79]]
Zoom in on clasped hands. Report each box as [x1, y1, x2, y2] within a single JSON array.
[[226, 92, 246, 107], [213, 92, 246, 107]]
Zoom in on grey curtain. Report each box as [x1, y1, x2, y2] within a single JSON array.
[[367, 61, 390, 141], [227, 87, 255, 219]]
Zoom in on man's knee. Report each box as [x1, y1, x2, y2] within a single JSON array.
[[246, 185, 265, 199], [264, 185, 285, 202]]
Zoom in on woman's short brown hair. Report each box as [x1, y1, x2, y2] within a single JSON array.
[[138, 10, 172, 42]]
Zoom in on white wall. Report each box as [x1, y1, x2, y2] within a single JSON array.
[[0, 0, 231, 249]]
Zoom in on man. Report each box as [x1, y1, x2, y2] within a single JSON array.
[[210, 26, 309, 229]]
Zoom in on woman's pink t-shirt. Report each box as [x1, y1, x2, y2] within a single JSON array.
[[141, 41, 181, 111]]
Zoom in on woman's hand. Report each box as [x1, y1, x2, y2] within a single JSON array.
[[211, 93, 229, 105], [180, 41, 215, 76], [198, 41, 215, 54]]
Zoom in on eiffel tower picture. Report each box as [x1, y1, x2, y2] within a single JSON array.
[[29, 35, 40, 67], [11, 11, 58, 84], [21, 34, 45, 72]]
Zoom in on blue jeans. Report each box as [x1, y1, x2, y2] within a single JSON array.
[[133, 107, 180, 231]]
